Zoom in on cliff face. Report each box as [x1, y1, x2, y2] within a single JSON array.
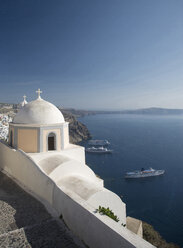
[[62, 112, 91, 144], [143, 222, 180, 248]]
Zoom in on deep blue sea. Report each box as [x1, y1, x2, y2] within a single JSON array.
[[78, 114, 183, 246]]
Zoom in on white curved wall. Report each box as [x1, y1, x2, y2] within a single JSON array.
[[87, 189, 126, 225], [0, 141, 155, 248], [30, 144, 86, 164], [0, 141, 53, 206], [49, 160, 101, 185], [58, 175, 103, 200]]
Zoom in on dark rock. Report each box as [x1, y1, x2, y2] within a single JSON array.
[[62, 112, 91, 144], [142, 221, 180, 248]]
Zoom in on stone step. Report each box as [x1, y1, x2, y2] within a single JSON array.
[[0, 218, 81, 248], [0, 171, 85, 248]]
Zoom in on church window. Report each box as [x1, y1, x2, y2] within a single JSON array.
[[48, 132, 56, 151]]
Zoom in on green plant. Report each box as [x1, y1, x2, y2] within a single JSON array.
[[96, 206, 119, 222]]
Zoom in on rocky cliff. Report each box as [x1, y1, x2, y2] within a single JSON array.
[[62, 112, 91, 144], [143, 222, 180, 248]]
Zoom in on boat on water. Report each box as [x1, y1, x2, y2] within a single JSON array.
[[125, 167, 165, 178], [88, 139, 110, 146], [86, 146, 112, 154]]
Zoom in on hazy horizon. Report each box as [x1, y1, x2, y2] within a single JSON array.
[[3, 100, 183, 112], [0, 0, 183, 110]]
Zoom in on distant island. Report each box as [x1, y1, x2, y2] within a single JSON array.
[[120, 107, 183, 115], [60, 107, 183, 117]]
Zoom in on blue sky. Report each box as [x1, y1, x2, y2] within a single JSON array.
[[0, 0, 183, 110]]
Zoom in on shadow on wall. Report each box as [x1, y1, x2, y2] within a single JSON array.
[[0, 171, 80, 247]]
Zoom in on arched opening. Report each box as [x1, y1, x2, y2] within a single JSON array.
[[9, 130, 13, 147], [48, 132, 56, 151]]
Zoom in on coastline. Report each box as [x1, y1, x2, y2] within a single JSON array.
[[63, 112, 91, 143], [143, 222, 180, 248]]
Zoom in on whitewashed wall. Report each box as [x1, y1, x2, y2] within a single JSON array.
[[0, 141, 155, 248]]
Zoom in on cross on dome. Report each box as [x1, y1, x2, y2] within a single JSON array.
[[36, 89, 42, 99], [21, 94, 28, 107]]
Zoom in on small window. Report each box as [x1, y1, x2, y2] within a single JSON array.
[[48, 133, 56, 151]]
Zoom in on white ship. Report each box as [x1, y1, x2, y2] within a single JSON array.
[[125, 168, 165, 178], [88, 140, 110, 146], [86, 146, 112, 154]]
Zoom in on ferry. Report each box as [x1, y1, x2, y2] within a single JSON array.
[[86, 146, 112, 154], [88, 140, 110, 146], [125, 167, 165, 178]]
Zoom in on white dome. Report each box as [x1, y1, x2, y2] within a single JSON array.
[[13, 98, 65, 125]]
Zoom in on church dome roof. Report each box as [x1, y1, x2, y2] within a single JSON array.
[[13, 98, 65, 125]]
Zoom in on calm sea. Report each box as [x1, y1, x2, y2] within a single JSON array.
[[78, 114, 183, 246]]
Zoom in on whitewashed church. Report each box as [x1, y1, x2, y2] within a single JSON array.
[[9, 89, 69, 153], [0, 89, 155, 248]]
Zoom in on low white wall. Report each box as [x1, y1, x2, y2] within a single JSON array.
[[61, 144, 85, 164], [29, 152, 103, 187], [53, 185, 154, 248], [49, 161, 102, 185], [0, 141, 54, 207], [87, 188, 126, 225], [30, 145, 85, 164], [0, 141, 155, 248]]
